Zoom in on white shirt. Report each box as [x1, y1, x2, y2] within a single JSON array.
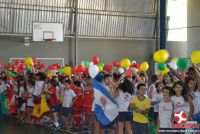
[[27, 86, 34, 107], [148, 84, 157, 108], [159, 100, 173, 128], [34, 81, 44, 96], [193, 91, 200, 114], [171, 95, 190, 116], [0, 84, 6, 94], [116, 90, 133, 112], [152, 93, 163, 112], [62, 89, 76, 108]]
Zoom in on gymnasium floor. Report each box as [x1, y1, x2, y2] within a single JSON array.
[[0, 116, 92, 134]]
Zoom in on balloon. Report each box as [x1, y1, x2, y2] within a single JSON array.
[[158, 67, 169, 75], [98, 65, 103, 72], [84, 68, 89, 75], [132, 60, 136, 64], [131, 63, 140, 69], [125, 69, 132, 77], [153, 49, 169, 63], [32, 57, 37, 63], [104, 64, 112, 72], [112, 61, 120, 67], [172, 57, 179, 61], [89, 62, 94, 66], [71, 68, 76, 74], [177, 58, 189, 71], [40, 63, 46, 69], [118, 68, 124, 74], [120, 58, 131, 68], [63, 67, 71, 76], [98, 62, 105, 68], [84, 61, 90, 68], [92, 56, 100, 64], [140, 62, 149, 72], [59, 69, 64, 74], [191, 51, 200, 64], [25, 57, 33, 65], [157, 63, 167, 71], [77, 65, 85, 73], [19, 63, 26, 70], [0, 64, 2, 69], [112, 66, 117, 71], [89, 65, 99, 78], [169, 60, 178, 70]]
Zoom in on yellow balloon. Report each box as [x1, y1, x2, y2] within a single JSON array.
[[153, 50, 169, 63], [98, 65, 103, 72], [172, 57, 179, 61], [158, 67, 169, 75], [25, 57, 33, 65], [191, 51, 200, 64], [63, 67, 71, 76], [120, 58, 131, 68], [140, 62, 149, 72]]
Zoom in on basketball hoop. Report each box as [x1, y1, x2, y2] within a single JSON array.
[[44, 38, 55, 43]]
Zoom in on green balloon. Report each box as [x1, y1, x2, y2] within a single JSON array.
[[84, 61, 90, 68], [112, 66, 117, 71], [59, 69, 64, 74], [157, 63, 166, 71], [98, 62, 105, 68], [177, 58, 188, 71]]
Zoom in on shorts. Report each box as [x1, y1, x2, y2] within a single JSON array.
[[118, 112, 132, 122], [51, 105, 59, 113], [62, 107, 72, 117], [132, 121, 149, 134]]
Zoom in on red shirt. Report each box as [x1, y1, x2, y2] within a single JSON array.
[[72, 87, 83, 108], [83, 87, 93, 106], [49, 86, 58, 107]]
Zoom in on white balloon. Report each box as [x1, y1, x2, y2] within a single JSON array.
[[118, 68, 124, 74], [89, 65, 99, 78], [132, 60, 136, 64], [169, 60, 178, 70], [89, 62, 94, 66]]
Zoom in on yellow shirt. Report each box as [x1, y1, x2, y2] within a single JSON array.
[[130, 96, 150, 123]]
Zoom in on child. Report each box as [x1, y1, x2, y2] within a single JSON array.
[[157, 86, 173, 133], [46, 79, 60, 131], [25, 79, 35, 124], [186, 77, 200, 114], [0, 77, 6, 118], [171, 81, 194, 121], [72, 80, 83, 127], [130, 83, 150, 134], [116, 77, 134, 134], [151, 82, 164, 122], [163, 73, 173, 87], [82, 76, 93, 127], [62, 80, 77, 128]]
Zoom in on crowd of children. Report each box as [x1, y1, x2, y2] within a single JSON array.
[[0, 61, 200, 134]]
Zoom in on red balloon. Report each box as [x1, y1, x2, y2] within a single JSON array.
[[105, 64, 112, 72], [125, 69, 132, 77], [12, 65, 18, 70], [77, 65, 85, 73], [15, 60, 20, 66], [131, 63, 140, 69], [92, 56, 100, 64], [7, 76, 12, 80], [40, 63, 46, 69], [71, 68, 76, 74], [112, 61, 120, 67], [48, 65, 58, 70], [32, 57, 37, 63], [19, 63, 26, 70], [17, 68, 24, 73], [4, 65, 9, 70]]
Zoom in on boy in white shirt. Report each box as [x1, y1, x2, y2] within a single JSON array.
[[62, 80, 77, 128]]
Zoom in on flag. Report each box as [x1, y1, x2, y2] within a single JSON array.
[[0, 95, 9, 114], [91, 79, 118, 126]]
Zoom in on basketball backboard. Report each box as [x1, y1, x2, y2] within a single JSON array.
[[32, 22, 64, 42]]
